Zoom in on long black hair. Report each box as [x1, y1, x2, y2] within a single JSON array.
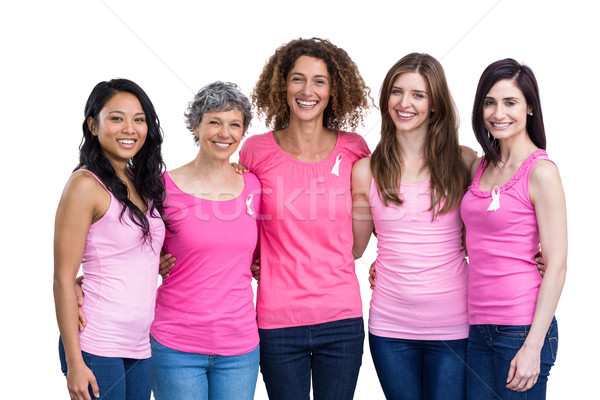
[[77, 78, 166, 242]]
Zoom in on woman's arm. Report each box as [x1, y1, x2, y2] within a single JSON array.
[[54, 173, 106, 400], [460, 145, 479, 180], [351, 158, 375, 260], [506, 160, 567, 392]]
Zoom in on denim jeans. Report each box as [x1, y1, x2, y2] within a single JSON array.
[[150, 336, 259, 400], [369, 333, 467, 400], [466, 317, 558, 400], [258, 317, 364, 400], [58, 337, 151, 400]]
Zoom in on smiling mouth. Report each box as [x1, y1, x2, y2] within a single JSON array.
[[396, 111, 416, 119], [491, 122, 511, 128], [297, 99, 318, 107], [212, 141, 232, 149], [117, 139, 135, 144]]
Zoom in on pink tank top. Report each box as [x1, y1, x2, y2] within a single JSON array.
[[77, 170, 165, 358], [461, 149, 551, 325], [368, 178, 469, 340]]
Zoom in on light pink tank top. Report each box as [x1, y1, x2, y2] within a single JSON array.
[[77, 170, 165, 358], [369, 178, 469, 340]]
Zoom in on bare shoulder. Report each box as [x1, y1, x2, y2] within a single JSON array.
[[530, 159, 562, 188], [460, 145, 478, 171], [59, 170, 109, 216]]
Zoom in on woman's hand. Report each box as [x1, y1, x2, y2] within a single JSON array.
[[250, 259, 260, 281], [74, 276, 86, 331], [159, 253, 176, 279], [67, 362, 100, 400], [368, 261, 376, 290], [506, 343, 541, 392], [535, 251, 546, 277], [231, 162, 248, 175]]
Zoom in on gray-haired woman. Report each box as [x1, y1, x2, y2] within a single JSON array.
[[150, 81, 262, 400]]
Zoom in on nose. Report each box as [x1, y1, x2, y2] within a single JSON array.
[[122, 118, 134, 134], [399, 94, 410, 109], [493, 104, 506, 119], [301, 82, 312, 96]]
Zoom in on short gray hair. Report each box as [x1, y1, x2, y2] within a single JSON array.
[[184, 81, 253, 143]]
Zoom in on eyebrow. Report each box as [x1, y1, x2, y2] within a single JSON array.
[[290, 72, 329, 79], [107, 110, 145, 116], [485, 96, 520, 101], [391, 85, 428, 93]]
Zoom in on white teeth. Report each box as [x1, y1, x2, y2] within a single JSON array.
[[492, 122, 511, 128], [397, 111, 416, 118], [297, 100, 317, 107], [117, 139, 134, 144], [213, 142, 231, 148]]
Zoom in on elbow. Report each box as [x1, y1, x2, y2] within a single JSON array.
[[352, 246, 365, 260]]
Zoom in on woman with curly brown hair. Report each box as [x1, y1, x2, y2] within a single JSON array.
[[238, 37, 371, 400]]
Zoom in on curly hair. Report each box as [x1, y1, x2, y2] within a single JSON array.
[[371, 53, 470, 217], [184, 81, 253, 144], [77, 78, 167, 243], [251, 37, 372, 131]]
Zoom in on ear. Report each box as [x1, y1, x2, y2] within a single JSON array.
[[87, 117, 97, 135]]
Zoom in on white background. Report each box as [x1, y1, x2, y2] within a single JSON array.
[[0, 1, 596, 398]]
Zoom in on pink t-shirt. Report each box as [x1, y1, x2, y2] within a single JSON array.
[[239, 131, 370, 329], [78, 170, 165, 359], [461, 149, 551, 325], [369, 178, 469, 340], [150, 172, 260, 356]]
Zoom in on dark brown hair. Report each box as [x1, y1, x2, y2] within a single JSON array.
[[371, 53, 470, 216]]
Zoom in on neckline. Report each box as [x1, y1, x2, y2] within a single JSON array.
[[470, 148, 547, 197], [268, 130, 342, 165], [400, 179, 430, 188], [165, 171, 247, 202]]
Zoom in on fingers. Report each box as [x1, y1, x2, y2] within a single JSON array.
[[368, 261, 376, 290], [159, 254, 176, 279], [90, 376, 100, 399], [78, 307, 87, 331], [75, 279, 86, 331], [250, 260, 261, 281], [230, 162, 249, 174], [506, 362, 539, 392]]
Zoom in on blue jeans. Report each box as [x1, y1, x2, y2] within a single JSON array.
[[369, 333, 467, 400], [150, 336, 259, 400], [258, 317, 364, 400], [58, 337, 151, 400], [466, 318, 558, 399]]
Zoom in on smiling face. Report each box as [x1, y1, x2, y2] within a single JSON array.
[[483, 79, 531, 141], [194, 109, 244, 161], [387, 72, 432, 136], [286, 55, 331, 124], [88, 91, 148, 167]]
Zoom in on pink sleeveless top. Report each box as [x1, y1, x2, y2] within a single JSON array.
[[368, 178, 469, 340], [461, 149, 551, 325], [77, 170, 165, 358]]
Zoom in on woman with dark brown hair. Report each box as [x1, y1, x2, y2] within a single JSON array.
[[239, 37, 371, 400], [352, 53, 477, 399]]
